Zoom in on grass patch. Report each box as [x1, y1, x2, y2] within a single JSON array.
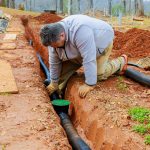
[[128, 107, 150, 145], [132, 124, 147, 135], [128, 107, 150, 123], [116, 76, 128, 91], [145, 135, 150, 145]]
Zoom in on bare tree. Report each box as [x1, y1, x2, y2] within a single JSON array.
[[108, 0, 112, 16], [1, 0, 6, 7], [89, 0, 95, 16], [122, 0, 126, 14], [124, 0, 132, 15], [78, 0, 81, 13], [49, 0, 57, 11], [134, 0, 144, 16], [57, 0, 63, 14], [128, 0, 131, 14], [6, 0, 9, 7], [89, 0, 93, 10], [68, 0, 73, 15]]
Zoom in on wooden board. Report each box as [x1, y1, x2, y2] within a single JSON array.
[[0, 42, 16, 50], [6, 27, 22, 32], [0, 60, 18, 94], [3, 33, 17, 41]]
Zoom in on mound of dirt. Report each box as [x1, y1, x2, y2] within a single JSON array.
[[34, 13, 62, 24], [113, 28, 150, 58]]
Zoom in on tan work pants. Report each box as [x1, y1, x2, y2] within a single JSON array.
[[58, 42, 124, 90]]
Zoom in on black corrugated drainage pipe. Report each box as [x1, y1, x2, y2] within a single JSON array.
[[124, 67, 150, 87], [37, 53, 51, 86], [59, 112, 91, 150], [37, 53, 91, 150]]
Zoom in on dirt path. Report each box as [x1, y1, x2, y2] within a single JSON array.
[[0, 16, 71, 150]]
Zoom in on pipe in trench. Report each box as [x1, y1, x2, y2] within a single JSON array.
[[124, 67, 150, 87], [36, 48, 150, 88], [37, 53, 91, 150], [37, 53, 51, 86], [35, 44, 149, 149]]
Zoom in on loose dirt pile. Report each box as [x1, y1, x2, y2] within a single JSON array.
[[34, 13, 62, 24], [113, 28, 150, 58]]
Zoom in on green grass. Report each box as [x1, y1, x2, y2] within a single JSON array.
[[132, 124, 147, 135], [145, 135, 150, 145], [129, 107, 150, 145], [128, 107, 150, 123]]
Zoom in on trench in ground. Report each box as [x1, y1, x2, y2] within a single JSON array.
[[22, 13, 150, 150]]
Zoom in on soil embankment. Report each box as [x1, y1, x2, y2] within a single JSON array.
[[0, 15, 71, 150]]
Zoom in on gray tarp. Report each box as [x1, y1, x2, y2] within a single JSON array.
[[0, 19, 8, 33]]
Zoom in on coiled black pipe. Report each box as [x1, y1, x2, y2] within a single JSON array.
[[125, 67, 150, 87], [37, 53, 91, 150]]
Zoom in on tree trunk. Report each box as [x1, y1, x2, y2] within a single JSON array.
[[108, 0, 112, 16], [57, 0, 63, 14], [89, 0, 93, 10], [128, 0, 131, 14], [68, 0, 72, 15], [122, 0, 126, 14], [126, 0, 131, 15], [9, 0, 15, 8], [49, 0, 57, 11], [137, 0, 144, 16], [78, 0, 80, 13], [6, 0, 9, 7], [1, 0, 6, 7], [135, 0, 144, 16]]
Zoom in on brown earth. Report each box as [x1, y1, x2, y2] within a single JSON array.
[[34, 12, 62, 24], [0, 16, 71, 150], [113, 28, 150, 59], [1, 11, 150, 150]]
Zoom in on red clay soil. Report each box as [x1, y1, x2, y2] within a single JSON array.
[[113, 28, 150, 58], [0, 16, 71, 150], [34, 12, 62, 24], [22, 13, 150, 149], [66, 73, 150, 150]]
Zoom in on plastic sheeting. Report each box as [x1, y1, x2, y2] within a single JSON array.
[[0, 19, 8, 33]]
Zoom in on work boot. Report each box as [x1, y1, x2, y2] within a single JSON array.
[[118, 54, 128, 75]]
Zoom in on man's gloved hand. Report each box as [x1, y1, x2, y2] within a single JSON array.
[[78, 84, 95, 98], [46, 81, 58, 95]]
